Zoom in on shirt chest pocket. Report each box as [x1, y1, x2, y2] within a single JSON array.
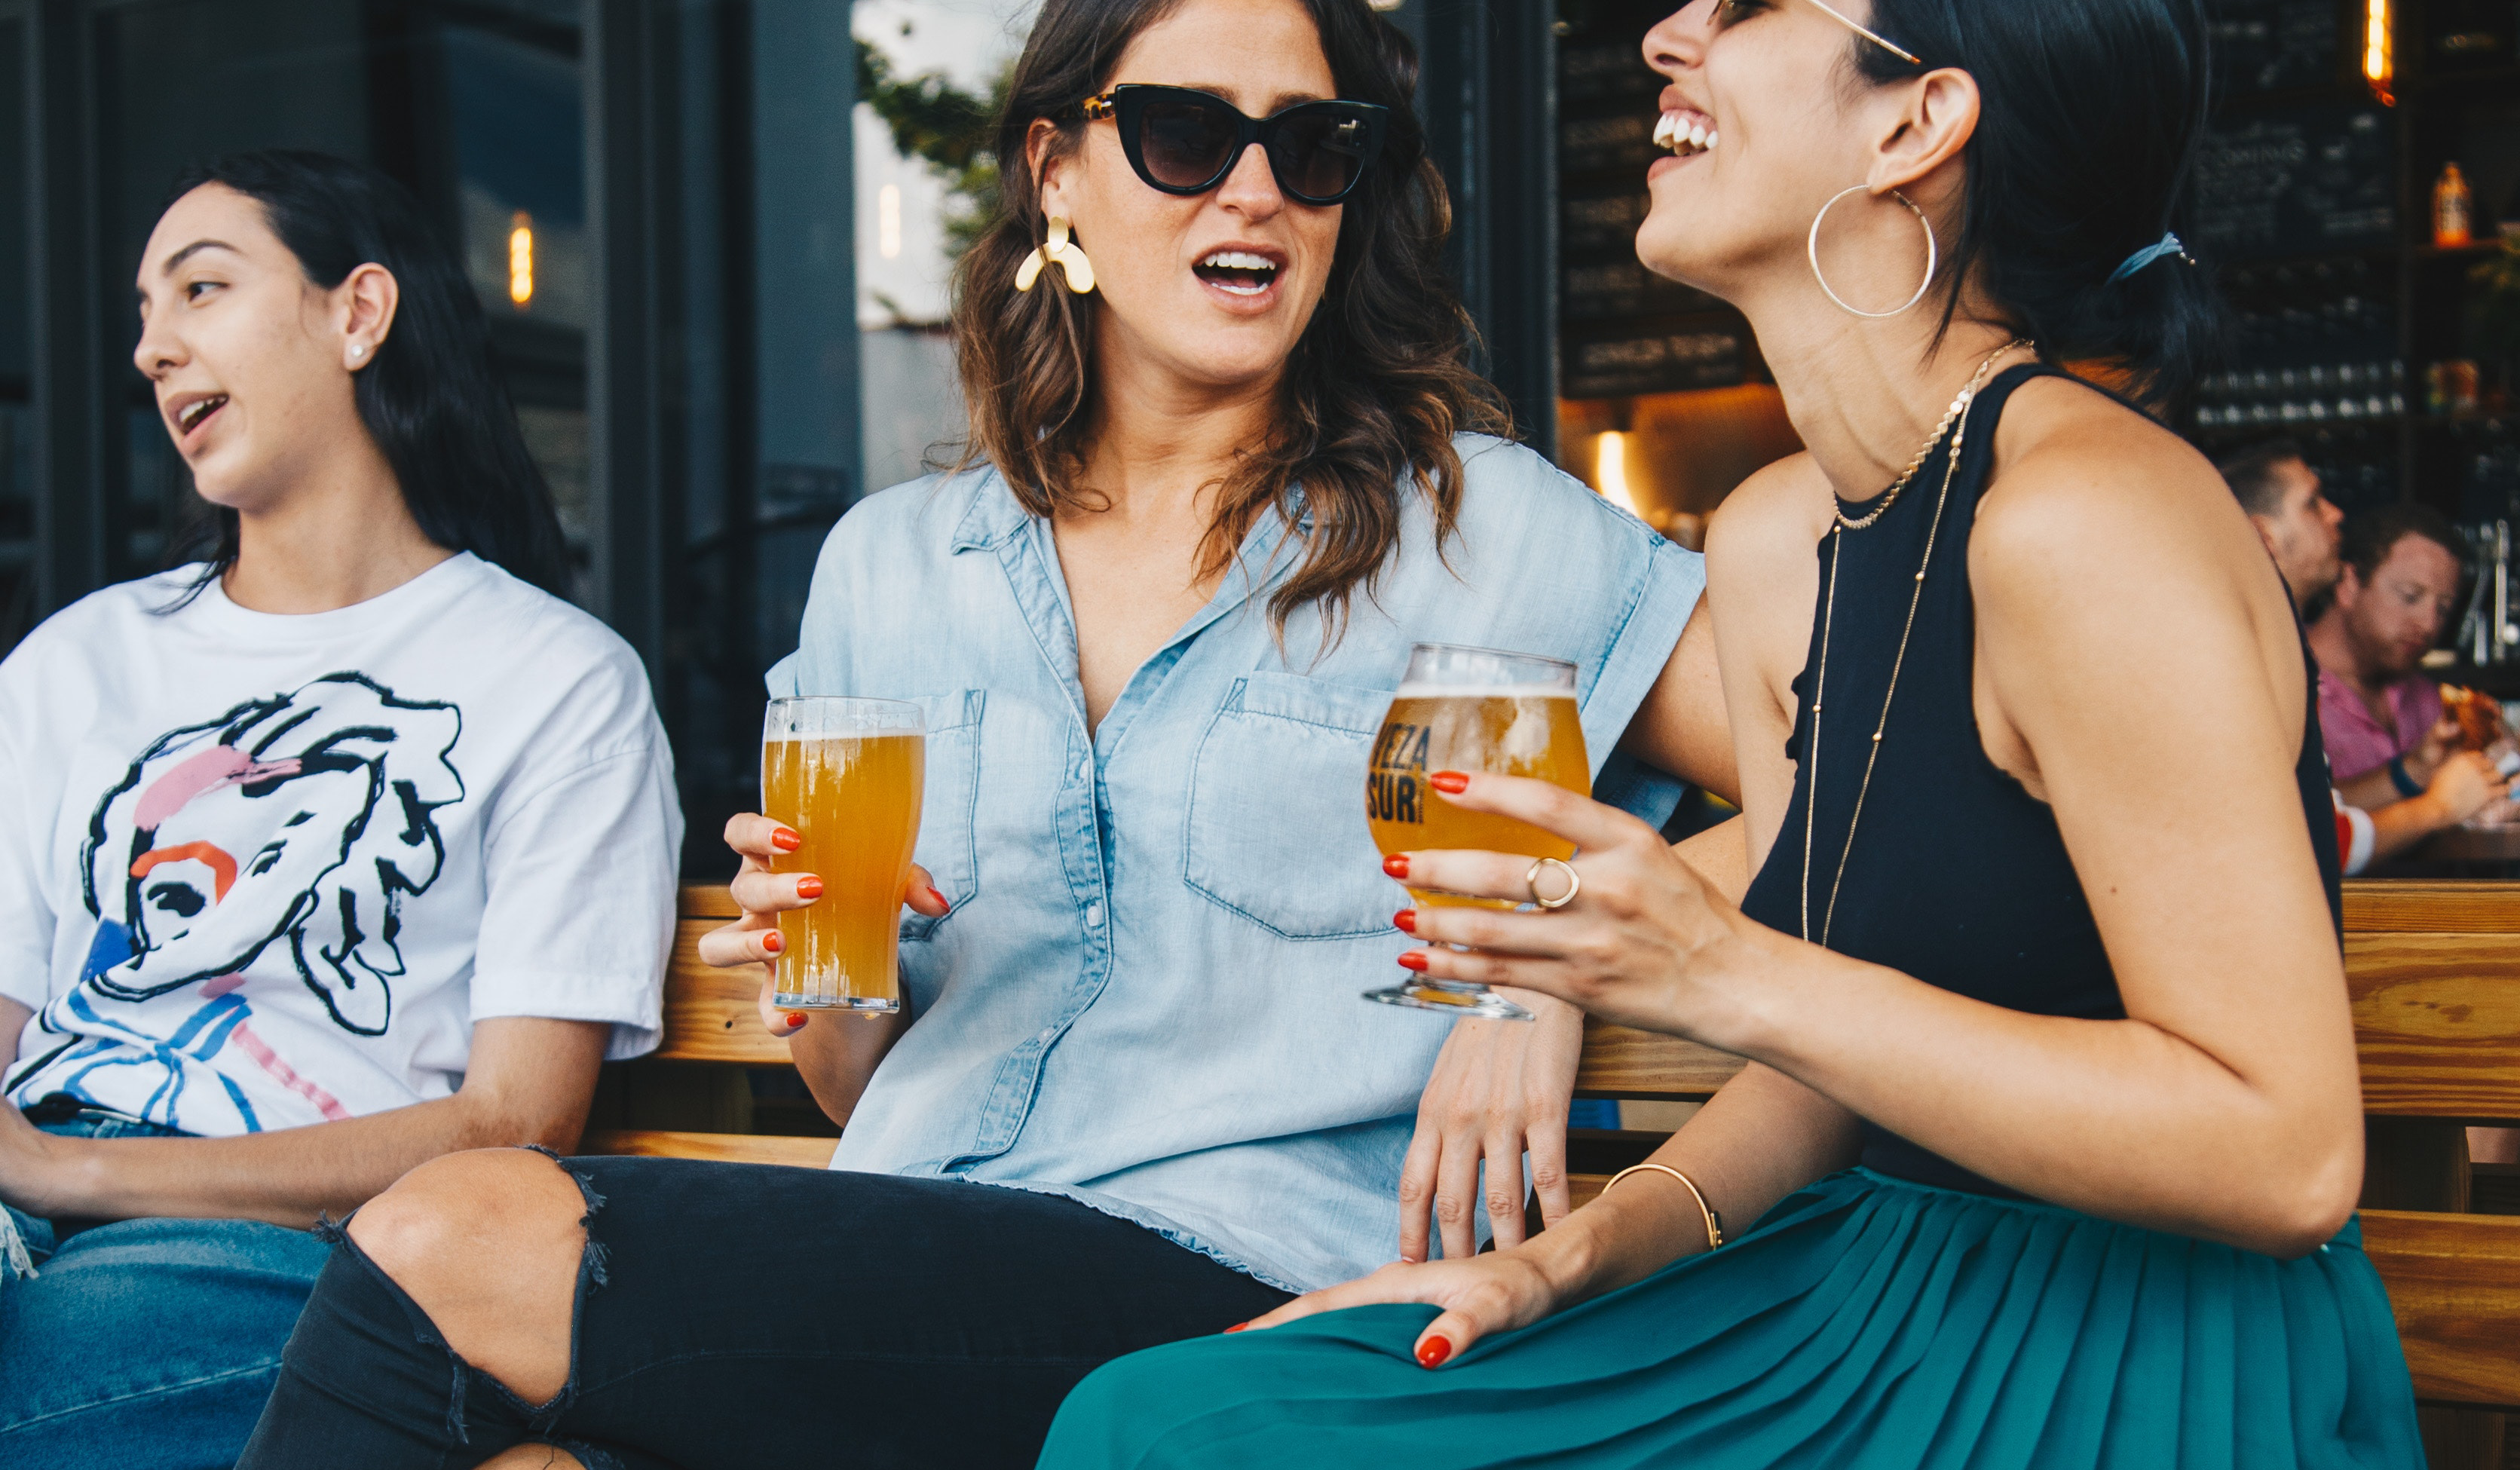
[[903, 691, 983, 942], [1183, 672, 1395, 941]]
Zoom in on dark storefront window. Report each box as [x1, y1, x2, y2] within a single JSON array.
[[88, 0, 589, 579]]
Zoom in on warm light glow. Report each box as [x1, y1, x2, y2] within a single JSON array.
[[507, 212, 534, 307], [1597, 432, 1639, 515], [2362, 0, 2393, 101], [879, 184, 902, 259]]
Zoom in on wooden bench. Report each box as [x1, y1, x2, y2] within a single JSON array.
[[593, 881, 2520, 1426]]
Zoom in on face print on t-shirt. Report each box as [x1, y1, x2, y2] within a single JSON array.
[[78, 672, 464, 1036]]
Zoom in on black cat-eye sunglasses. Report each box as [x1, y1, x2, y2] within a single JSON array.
[[1075, 84, 1391, 206]]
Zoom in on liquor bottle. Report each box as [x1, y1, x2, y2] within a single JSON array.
[[2435, 163, 2474, 247]]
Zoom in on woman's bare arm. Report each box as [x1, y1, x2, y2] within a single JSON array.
[[1618, 600, 1741, 805], [0, 1016, 608, 1227]]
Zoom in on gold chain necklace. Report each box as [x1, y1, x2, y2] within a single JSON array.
[[1800, 341, 2035, 946], [1835, 338, 2033, 532]]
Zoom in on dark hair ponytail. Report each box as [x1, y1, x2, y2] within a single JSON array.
[[162, 150, 571, 596], [1855, 0, 2225, 403]]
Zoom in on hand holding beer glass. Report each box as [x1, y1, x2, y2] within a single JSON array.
[[1364, 645, 1590, 1021], [758, 697, 927, 1014]]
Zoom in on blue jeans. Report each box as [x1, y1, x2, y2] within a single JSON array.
[[0, 1109, 331, 1470]]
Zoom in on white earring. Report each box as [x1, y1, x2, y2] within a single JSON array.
[[348, 343, 366, 363], [1807, 185, 1937, 319], [1015, 216, 1096, 295]]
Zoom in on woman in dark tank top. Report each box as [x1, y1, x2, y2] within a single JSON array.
[[1040, 1, 2424, 1465]]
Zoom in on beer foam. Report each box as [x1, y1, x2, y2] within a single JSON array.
[[1393, 683, 1577, 700]]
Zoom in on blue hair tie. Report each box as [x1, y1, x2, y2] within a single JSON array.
[[2108, 231, 2191, 283]]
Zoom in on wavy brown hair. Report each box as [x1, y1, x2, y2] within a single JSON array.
[[951, 0, 1508, 638]]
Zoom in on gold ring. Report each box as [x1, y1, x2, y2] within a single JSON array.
[[1526, 856, 1581, 911]]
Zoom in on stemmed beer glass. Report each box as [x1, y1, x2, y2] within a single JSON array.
[[1362, 644, 1590, 1021]]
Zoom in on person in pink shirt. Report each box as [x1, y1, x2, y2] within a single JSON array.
[[2309, 502, 2471, 794], [2221, 445, 2508, 866]]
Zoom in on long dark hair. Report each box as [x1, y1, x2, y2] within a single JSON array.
[[1853, 0, 2225, 403], [162, 151, 571, 596], [953, 0, 1508, 639]]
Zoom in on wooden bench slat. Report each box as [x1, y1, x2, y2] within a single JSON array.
[[654, 921, 791, 1064], [679, 883, 740, 922], [582, 1129, 834, 1168], [1574, 1023, 1746, 1100], [2359, 1209, 2520, 1410], [2347, 934, 2520, 1119], [2343, 881, 2520, 935]]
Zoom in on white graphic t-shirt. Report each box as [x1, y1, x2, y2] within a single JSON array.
[[0, 554, 681, 1136]]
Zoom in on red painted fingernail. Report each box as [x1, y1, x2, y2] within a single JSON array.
[[1394, 909, 1416, 935], [771, 827, 803, 853], [785, 1012, 807, 1029], [761, 931, 784, 955], [1222, 1321, 1248, 1334], [1398, 951, 1430, 972], [926, 886, 951, 914], [795, 875, 824, 899], [1429, 771, 1469, 795], [1416, 1335, 1453, 1368], [1382, 854, 1410, 880]]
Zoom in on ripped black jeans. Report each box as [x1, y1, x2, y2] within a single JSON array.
[[234, 1153, 1293, 1469]]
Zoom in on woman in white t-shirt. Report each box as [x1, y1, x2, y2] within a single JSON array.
[[0, 151, 680, 1470]]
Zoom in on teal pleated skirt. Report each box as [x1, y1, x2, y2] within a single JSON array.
[[1038, 1170, 2426, 1468]]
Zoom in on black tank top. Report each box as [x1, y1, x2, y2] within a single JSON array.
[[1735, 364, 2342, 1196]]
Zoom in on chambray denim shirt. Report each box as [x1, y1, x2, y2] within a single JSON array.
[[767, 434, 1704, 1292]]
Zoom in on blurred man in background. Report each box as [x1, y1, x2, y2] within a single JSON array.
[[2218, 443, 2506, 868]]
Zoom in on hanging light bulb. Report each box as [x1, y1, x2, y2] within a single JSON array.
[[508, 212, 535, 308], [2363, 0, 2393, 103], [1597, 432, 1639, 516]]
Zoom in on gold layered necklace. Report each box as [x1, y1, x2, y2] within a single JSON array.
[[1800, 339, 2033, 947]]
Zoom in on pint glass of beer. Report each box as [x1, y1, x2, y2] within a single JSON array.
[[1364, 644, 1589, 1020], [761, 697, 926, 1012]]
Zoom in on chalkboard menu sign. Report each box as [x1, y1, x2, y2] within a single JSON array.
[[1563, 325, 1747, 401], [1555, 0, 1753, 400], [2207, 0, 2341, 94], [2193, 103, 2396, 261]]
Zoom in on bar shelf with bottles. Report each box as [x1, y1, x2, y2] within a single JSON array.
[[2188, 248, 2411, 514], [2188, 2, 2519, 693]]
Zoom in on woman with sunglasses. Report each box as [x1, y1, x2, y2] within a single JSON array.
[[1040, 1, 2425, 1465], [237, 2, 1739, 1465]]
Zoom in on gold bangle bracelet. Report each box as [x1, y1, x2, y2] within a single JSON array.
[[1602, 1162, 1725, 1251]]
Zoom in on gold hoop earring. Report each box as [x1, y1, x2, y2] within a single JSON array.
[[1807, 185, 1936, 318], [1015, 215, 1096, 295]]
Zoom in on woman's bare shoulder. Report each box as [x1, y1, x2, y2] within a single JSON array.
[[1970, 377, 2302, 723], [1705, 451, 1832, 575], [1972, 378, 2271, 608]]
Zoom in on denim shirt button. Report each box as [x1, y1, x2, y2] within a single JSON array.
[[1085, 902, 1104, 927]]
